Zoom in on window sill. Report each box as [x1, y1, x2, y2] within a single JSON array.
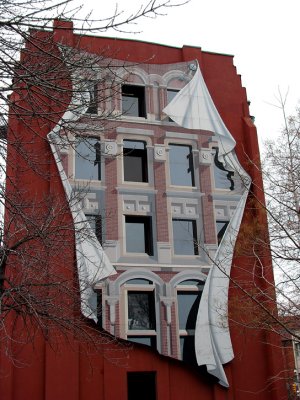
[[117, 186, 157, 195], [165, 190, 204, 199], [73, 178, 102, 184], [214, 187, 233, 192], [127, 330, 156, 335], [169, 185, 197, 190], [123, 252, 154, 258], [122, 181, 150, 186], [121, 115, 147, 121], [172, 254, 200, 259]]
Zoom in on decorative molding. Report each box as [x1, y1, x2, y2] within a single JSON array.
[[165, 131, 198, 140], [103, 141, 117, 156], [154, 145, 166, 162], [116, 127, 154, 136], [166, 190, 204, 199], [199, 148, 212, 165]]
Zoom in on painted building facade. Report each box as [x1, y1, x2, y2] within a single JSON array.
[[0, 19, 288, 400]]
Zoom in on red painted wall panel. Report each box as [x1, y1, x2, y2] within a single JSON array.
[[0, 19, 288, 400]]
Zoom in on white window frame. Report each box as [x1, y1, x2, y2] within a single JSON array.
[[123, 282, 157, 347], [168, 143, 196, 188], [171, 218, 199, 257], [124, 214, 154, 256]]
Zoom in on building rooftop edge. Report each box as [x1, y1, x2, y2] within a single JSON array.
[[30, 18, 235, 59]]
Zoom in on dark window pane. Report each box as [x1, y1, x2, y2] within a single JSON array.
[[123, 140, 148, 182], [126, 279, 152, 285], [97, 291, 103, 329], [75, 138, 101, 180], [169, 144, 194, 186], [295, 343, 300, 357], [122, 85, 146, 118], [172, 219, 198, 255], [126, 220, 145, 252], [177, 291, 201, 330], [216, 221, 229, 245], [125, 216, 153, 255], [127, 336, 156, 348], [213, 148, 234, 190], [167, 89, 178, 103], [167, 89, 179, 122], [128, 291, 156, 330], [179, 279, 204, 287], [127, 372, 156, 400], [124, 140, 145, 150], [86, 82, 97, 114], [86, 214, 103, 244], [180, 336, 197, 364], [123, 95, 139, 116]]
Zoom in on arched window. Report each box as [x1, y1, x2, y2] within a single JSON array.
[[124, 278, 157, 348]]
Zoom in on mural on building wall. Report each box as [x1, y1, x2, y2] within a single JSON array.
[[48, 57, 250, 387]]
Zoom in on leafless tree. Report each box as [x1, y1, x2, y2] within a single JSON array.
[[229, 96, 300, 398], [199, 93, 299, 343], [263, 97, 300, 323], [0, 0, 188, 360]]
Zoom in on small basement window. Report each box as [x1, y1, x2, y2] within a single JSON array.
[[122, 85, 146, 118], [127, 372, 156, 400]]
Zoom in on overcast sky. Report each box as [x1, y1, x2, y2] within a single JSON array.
[[79, 0, 300, 147]]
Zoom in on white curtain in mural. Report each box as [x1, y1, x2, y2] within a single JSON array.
[[163, 63, 251, 387], [47, 60, 250, 387], [47, 89, 116, 322]]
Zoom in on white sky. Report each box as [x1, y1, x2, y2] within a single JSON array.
[[77, 0, 300, 148]]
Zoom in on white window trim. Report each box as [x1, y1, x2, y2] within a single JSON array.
[[171, 217, 199, 257], [123, 283, 157, 342], [165, 140, 198, 190]]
